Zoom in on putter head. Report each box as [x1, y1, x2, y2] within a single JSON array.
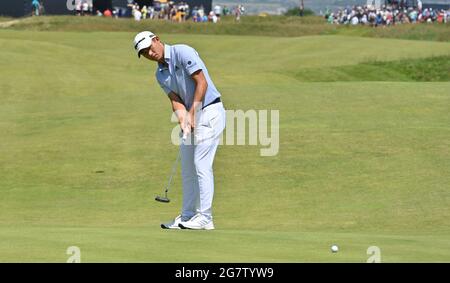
[[155, 195, 170, 203]]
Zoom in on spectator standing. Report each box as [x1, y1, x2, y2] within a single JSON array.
[[327, 13, 334, 24], [88, 0, 93, 15], [198, 5, 205, 21], [208, 11, 218, 23], [214, 4, 222, 21], [171, 4, 178, 22], [142, 5, 148, 19], [134, 6, 142, 21], [148, 5, 155, 19], [192, 6, 198, 21], [375, 11, 382, 25], [180, 2, 188, 22], [154, 1, 161, 19], [235, 5, 242, 22], [240, 5, 245, 15], [437, 10, 444, 23], [368, 9, 376, 26], [361, 13, 368, 25], [223, 5, 229, 16], [75, 0, 82, 16], [32, 0, 40, 16], [161, 1, 169, 20], [409, 8, 417, 23], [82, 0, 89, 16]]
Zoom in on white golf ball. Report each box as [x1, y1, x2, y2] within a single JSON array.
[[331, 245, 339, 253]]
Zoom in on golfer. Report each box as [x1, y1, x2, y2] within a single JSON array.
[[133, 31, 226, 230]]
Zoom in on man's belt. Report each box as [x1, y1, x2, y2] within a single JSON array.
[[202, 97, 221, 110]]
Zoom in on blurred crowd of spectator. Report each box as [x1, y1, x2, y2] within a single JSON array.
[[126, 1, 245, 23], [325, 1, 449, 26], [49, 1, 246, 23], [127, 1, 190, 22]]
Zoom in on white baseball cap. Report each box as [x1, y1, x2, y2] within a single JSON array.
[[133, 31, 156, 58]]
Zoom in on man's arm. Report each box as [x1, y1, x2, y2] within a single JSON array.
[[188, 70, 208, 128], [168, 92, 189, 135]]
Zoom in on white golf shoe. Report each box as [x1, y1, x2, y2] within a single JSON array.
[[178, 214, 215, 230], [161, 215, 191, 229]]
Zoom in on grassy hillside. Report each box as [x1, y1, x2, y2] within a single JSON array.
[[295, 55, 450, 82], [1, 15, 449, 41], [0, 29, 449, 262]]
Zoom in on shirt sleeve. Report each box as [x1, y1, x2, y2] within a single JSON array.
[[156, 72, 172, 95], [179, 46, 202, 76], [158, 81, 172, 95]]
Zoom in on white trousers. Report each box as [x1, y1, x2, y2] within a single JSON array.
[[180, 102, 226, 221]]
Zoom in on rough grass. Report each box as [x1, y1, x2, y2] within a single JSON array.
[[1, 15, 449, 41], [336, 23, 450, 42], [0, 17, 13, 22], [294, 55, 450, 82]]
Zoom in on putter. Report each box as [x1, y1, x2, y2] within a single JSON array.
[[155, 132, 187, 203]]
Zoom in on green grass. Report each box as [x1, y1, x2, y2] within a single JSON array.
[[0, 29, 449, 262], [1, 15, 449, 41], [295, 55, 450, 82], [2, 227, 449, 262]]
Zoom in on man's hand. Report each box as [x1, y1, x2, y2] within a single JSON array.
[[181, 113, 191, 137], [169, 92, 190, 137], [187, 108, 195, 129]]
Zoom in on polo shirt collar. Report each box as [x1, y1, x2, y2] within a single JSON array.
[[164, 44, 171, 62], [158, 44, 172, 72]]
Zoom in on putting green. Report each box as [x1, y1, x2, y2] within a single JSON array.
[[0, 30, 449, 262]]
